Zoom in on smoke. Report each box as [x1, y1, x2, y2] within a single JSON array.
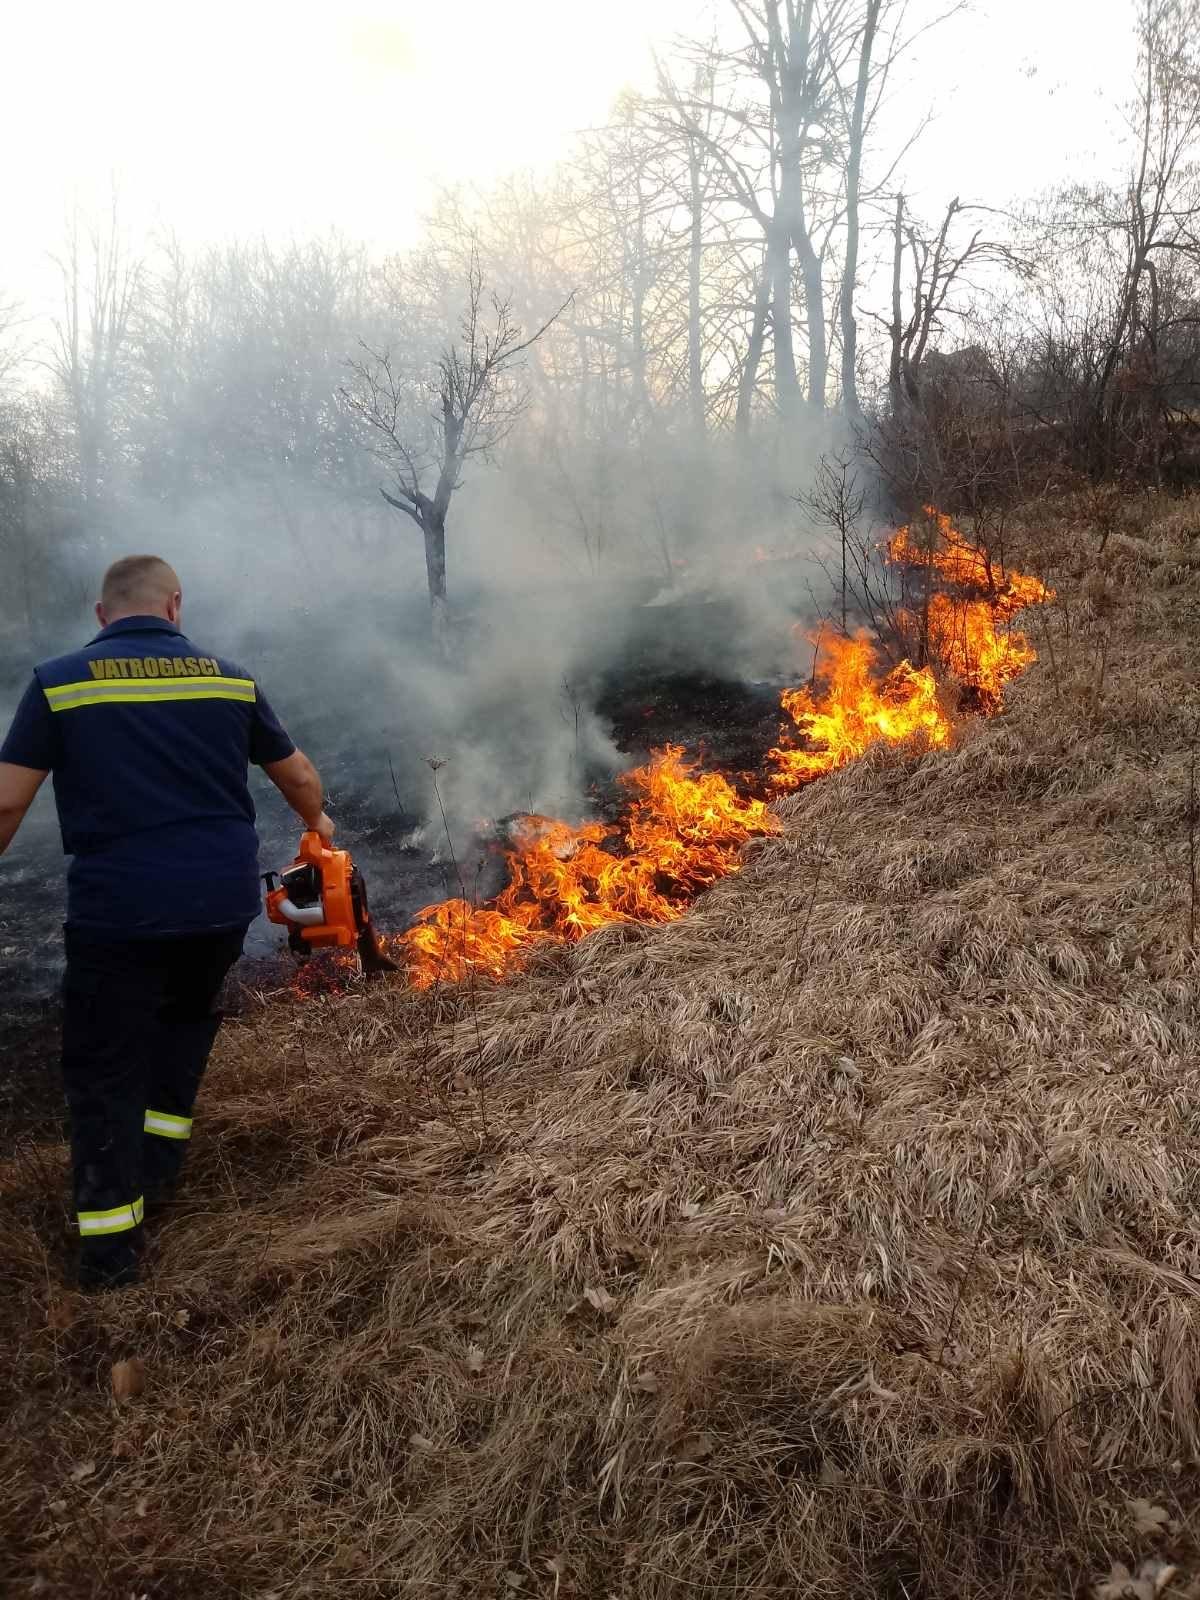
[[4, 414, 845, 843], [0, 221, 861, 1009]]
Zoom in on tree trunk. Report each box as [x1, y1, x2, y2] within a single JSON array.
[[773, 0, 823, 416], [770, 218, 803, 419], [889, 193, 905, 405], [687, 141, 706, 439], [792, 201, 827, 413], [422, 506, 450, 656], [381, 486, 452, 656], [841, 0, 882, 424], [736, 257, 772, 436]]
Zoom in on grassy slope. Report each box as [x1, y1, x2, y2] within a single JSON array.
[[4, 493, 1200, 1600]]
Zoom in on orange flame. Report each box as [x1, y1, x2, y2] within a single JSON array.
[[888, 508, 1052, 708], [771, 510, 1050, 786], [769, 633, 950, 789], [288, 508, 1051, 997], [400, 746, 778, 988]]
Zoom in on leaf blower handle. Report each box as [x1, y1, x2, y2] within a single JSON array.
[[297, 827, 329, 864]]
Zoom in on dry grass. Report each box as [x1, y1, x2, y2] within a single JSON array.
[[4, 490, 1200, 1599]]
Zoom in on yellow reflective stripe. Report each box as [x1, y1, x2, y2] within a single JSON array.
[[45, 675, 254, 699], [45, 676, 255, 712], [144, 1109, 192, 1140], [78, 1197, 145, 1236]]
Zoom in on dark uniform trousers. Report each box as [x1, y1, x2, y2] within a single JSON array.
[[62, 925, 247, 1284]]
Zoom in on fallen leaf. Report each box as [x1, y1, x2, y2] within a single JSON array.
[[673, 1432, 715, 1462], [409, 1433, 434, 1451], [818, 1459, 847, 1487], [680, 1200, 702, 1219], [172, 1308, 190, 1329], [503, 1571, 525, 1590], [46, 1298, 75, 1332], [68, 1460, 96, 1484], [634, 1370, 660, 1393], [545, 1555, 566, 1576], [1094, 1559, 1178, 1600], [1095, 1566, 1138, 1600], [584, 1285, 616, 1314], [465, 1344, 485, 1375], [1128, 1497, 1173, 1537], [111, 1357, 145, 1403], [47, 1500, 66, 1516]]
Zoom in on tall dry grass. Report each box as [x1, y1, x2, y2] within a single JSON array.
[[3, 491, 1200, 1599]]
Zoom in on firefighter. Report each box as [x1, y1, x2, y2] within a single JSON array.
[[0, 555, 334, 1290]]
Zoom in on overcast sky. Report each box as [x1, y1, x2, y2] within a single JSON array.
[[4, 0, 1136, 315]]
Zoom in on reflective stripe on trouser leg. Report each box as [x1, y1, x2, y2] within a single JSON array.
[[144, 1109, 193, 1140], [78, 1197, 145, 1236]]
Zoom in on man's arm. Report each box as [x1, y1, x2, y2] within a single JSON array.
[[0, 763, 48, 854], [263, 750, 334, 843], [248, 678, 334, 844], [0, 676, 55, 853]]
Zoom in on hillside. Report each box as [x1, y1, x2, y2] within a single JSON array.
[[4, 493, 1200, 1600]]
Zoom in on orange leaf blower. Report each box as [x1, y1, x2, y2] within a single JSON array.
[[264, 831, 397, 978]]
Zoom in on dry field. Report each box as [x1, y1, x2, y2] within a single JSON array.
[[4, 492, 1200, 1599]]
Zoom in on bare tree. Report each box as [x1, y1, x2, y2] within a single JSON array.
[[1097, 0, 1200, 472], [657, 2, 947, 426], [879, 195, 1019, 408], [0, 294, 29, 397], [993, 0, 1200, 483], [800, 449, 867, 632], [839, 0, 884, 423], [343, 253, 565, 648], [49, 198, 143, 503]]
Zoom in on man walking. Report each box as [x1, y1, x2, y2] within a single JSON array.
[[0, 555, 332, 1289]]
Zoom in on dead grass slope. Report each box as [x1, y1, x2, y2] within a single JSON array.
[[3, 493, 1200, 1600]]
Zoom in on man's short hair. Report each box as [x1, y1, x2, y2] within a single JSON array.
[[100, 555, 181, 615]]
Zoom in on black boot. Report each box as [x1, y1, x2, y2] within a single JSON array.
[[78, 1237, 142, 1291]]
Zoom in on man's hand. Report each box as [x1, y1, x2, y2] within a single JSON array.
[[0, 763, 48, 854], [312, 810, 335, 845]]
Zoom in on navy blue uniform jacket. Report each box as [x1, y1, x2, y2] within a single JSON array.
[[0, 617, 296, 937]]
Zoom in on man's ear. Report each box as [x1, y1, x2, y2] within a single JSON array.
[[94, 602, 107, 627], [167, 591, 182, 625]]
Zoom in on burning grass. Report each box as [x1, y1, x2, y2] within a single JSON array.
[[403, 746, 779, 988], [403, 514, 1049, 984], [3, 493, 1200, 1598]]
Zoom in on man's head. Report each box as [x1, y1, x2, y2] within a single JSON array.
[[96, 556, 183, 629]]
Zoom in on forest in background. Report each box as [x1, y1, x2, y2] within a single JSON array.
[[2, 0, 1199, 667]]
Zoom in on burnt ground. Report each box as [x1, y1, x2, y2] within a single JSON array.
[[0, 651, 793, 1156], [597, 667, 785, 795]]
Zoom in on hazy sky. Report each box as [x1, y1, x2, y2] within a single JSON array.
[[4, 0, 1136, 314]]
